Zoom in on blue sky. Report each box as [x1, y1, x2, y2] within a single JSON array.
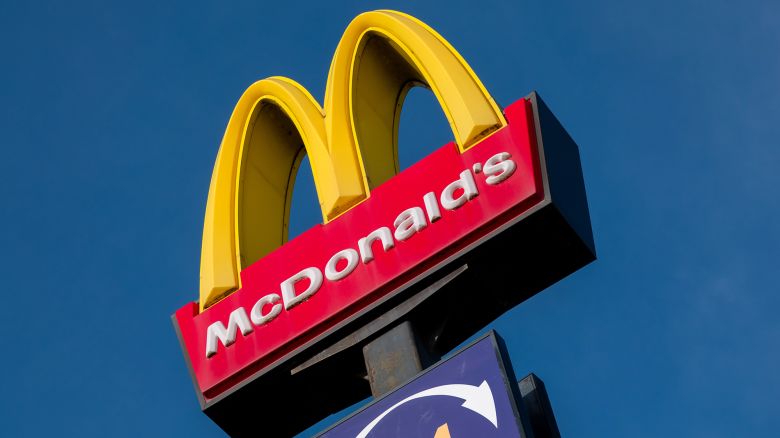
[[1, 0, 778, 436]]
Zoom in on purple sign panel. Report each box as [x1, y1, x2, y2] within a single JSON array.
[[318, 332, 527, 438]]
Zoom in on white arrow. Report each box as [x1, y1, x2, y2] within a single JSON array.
[[356, 380, 498, 438]]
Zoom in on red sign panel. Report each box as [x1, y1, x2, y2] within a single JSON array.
[[174, 98, 543, 401]]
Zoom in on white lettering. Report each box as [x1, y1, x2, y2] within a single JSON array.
[[250, 293, 283, 326], [484, 152, 516, 185], [440, 169, 478, 210], [206, 308, 253, 358], [423, 192, 441, 223], [203, 155, 521, 358], [358, 227, 395, 264], [393, 207, 427, 241], [325, 248, 360, 281], [281, 267, 323, 310]]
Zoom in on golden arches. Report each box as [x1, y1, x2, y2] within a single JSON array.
[[200, 10, 506, 310], [326, 10, 507, 193]]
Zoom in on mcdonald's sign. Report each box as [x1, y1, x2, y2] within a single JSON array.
[[172, 10, 594, 436]]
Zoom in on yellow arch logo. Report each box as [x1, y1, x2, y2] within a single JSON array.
[[200, 10, 506, 310]]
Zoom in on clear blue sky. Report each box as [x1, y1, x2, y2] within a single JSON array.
[[1, 0, 778, 436]]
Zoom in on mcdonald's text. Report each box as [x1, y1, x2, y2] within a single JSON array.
[[204, 151, 517, 358]]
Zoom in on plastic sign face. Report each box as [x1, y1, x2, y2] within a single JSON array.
[[172, 10, 594, 425], [177, 98, 540, 399]]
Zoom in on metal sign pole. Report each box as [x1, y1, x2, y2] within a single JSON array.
[[363, 321, 436, 397]]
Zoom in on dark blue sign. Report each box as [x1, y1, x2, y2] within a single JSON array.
[[318, 332, 526, 438]]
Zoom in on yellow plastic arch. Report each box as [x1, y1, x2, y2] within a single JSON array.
[[200, 10, 506, 310]]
